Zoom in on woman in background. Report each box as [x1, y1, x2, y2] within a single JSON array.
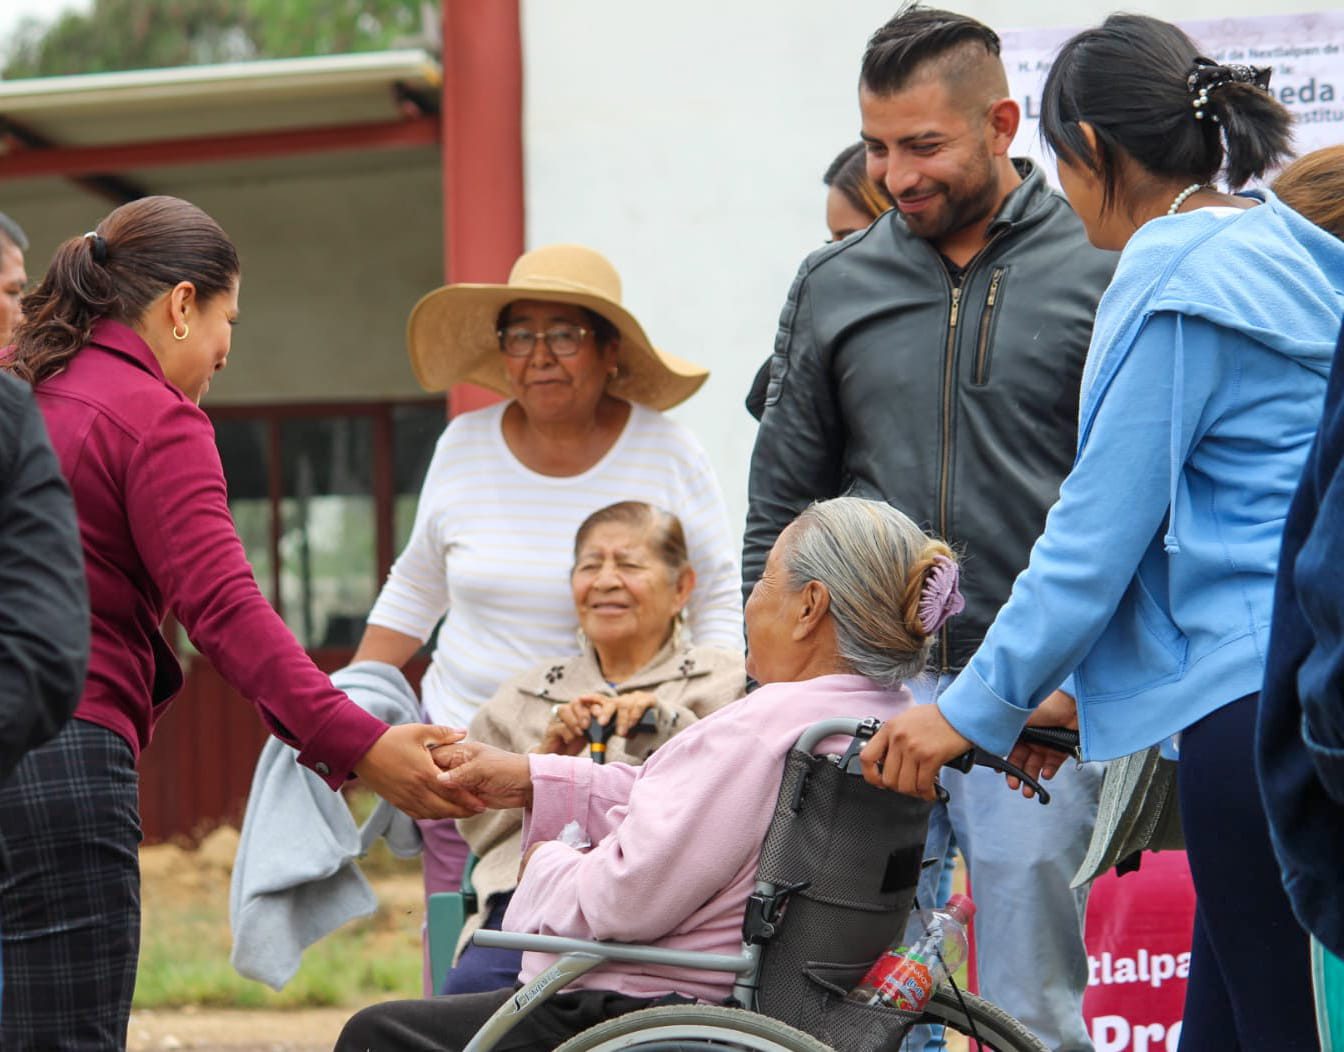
[[351, 244, 741, 988], [1275, 144, 1344, 240], [447, 501, 744, 994]]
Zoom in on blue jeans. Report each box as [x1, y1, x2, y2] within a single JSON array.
[[906, 673, 1102, 1052]]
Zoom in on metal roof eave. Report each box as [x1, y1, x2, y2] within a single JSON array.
[[0, 49, 442, 116]]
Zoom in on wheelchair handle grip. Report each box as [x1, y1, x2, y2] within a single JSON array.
[[942, 725, 1081, 805], [944, 747, 1053, 805], [1017, 725, 1081, 759]]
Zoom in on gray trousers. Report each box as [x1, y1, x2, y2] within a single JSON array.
[[911, 673, 1103, 1052]]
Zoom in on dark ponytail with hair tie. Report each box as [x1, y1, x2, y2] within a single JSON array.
[[1039, 14, 1292, 213], [6, 196, 238, 386]]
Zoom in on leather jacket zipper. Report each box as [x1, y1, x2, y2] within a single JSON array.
[[973, 268, 1007, 385], [935, 229, 1007, 671], [937, 286, 961, 669]]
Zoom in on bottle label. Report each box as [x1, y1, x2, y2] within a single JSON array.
[[866, 952, 935, 1012]]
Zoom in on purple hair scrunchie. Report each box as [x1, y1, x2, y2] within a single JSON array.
[[918, 555, 965, 636]]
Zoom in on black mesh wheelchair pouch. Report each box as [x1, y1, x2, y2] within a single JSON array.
[[750, 747, 934, 1052]]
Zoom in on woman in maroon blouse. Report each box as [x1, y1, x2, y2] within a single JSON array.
[[0, 196, 474, 1050]]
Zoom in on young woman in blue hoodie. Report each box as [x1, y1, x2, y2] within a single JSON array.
[[860, 14, 1344, 1049]]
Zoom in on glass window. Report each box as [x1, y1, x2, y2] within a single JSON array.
[[278, 417, 377, 650], [392, 403, 447, 552], [204, 401, 450, 655], [214, 418, 275, 605]]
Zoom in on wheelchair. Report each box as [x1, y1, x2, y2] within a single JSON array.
[[451, 717, 1063, 1051]]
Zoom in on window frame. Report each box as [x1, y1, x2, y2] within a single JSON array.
[[207, 398, 446, 631]]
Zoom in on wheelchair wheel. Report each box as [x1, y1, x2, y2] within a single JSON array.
[[893, 986, 1049, 1051], [553, 1004, 833, 1051]]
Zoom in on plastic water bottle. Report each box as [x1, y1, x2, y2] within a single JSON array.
[[846, 893, 976, 1011]]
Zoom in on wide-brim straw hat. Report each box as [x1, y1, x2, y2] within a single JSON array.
[[407, 244, 708, 412]]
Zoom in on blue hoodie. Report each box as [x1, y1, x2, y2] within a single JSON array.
[[938, 193, 1344, 761]]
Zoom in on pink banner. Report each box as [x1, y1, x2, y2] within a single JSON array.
[[1083, 852, 1197, 1052]]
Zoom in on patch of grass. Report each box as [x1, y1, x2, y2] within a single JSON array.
[[134, 816, 424, 1010], [135, 895, 422, 1010]]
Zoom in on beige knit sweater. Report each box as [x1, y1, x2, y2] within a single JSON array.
[[453, 638, 745, 959]]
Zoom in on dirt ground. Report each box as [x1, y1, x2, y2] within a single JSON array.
[[127, 1006, 351, 1052]]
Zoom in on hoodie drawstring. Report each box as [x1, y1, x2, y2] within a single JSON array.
[[1163, 315, 1185, 555]]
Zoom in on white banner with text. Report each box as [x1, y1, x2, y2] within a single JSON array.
[[1001, 10, 1344, 182]]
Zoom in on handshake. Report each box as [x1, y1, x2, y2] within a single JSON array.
[[349, 723, 535, 822]]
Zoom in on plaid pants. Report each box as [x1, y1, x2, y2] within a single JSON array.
[[0, 719, 141, 1050]]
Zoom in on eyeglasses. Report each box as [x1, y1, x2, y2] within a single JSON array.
[[497, 324, 592, 358]]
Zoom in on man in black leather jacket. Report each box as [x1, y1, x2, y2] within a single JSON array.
[[744, 9, 1115, 1050]]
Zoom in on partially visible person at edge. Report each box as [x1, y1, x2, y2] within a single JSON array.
[[0, 371, 89, 999], [334, 497, 958, 1051], [0, 196, 469, 1052], [445, 501, 745, 995], [744, 141, 891, 422], [862, 15, 1344, 1052], [351, 244, 742, 990], [743, 8, 1114, 1049], [1259, 151, 1344, 1049], [1274, 145, 1344, 241], [0, 212, 30, 346], [1260, 317, 1344, 1052]]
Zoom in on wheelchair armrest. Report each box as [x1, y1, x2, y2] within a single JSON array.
[[472, 929, 756, 974]]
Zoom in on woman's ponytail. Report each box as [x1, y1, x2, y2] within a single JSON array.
[[8, 233, 118, 385], [1208, 80, 1294, 188]]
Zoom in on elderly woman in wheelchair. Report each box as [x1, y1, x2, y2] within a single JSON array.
[[335, 497, 1019, 1052]]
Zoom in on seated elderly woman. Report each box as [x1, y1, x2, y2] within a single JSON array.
[[446, 500, 745, 995], [335, 497, 963, 1051]]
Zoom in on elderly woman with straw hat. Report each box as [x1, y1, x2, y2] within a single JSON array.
[[351, 245, 741, 987]]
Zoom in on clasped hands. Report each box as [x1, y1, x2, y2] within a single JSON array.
[[858, 690, 1078, 800], [537, 690, 659, 756], [350, 725, 532, 820]]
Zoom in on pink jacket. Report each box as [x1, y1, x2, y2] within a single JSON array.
[[504, 673, 914, 1002], [34, 320, 386, 787]]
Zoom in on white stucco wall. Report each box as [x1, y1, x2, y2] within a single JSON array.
[[520, 0, 1344, 542]]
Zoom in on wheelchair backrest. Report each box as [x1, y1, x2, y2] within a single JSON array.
[[749, 725, 933, 1037]]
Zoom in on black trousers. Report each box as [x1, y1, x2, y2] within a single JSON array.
[[0, 719, 141, 1051], [337, 986, 683, 1051], [1177, 693, 1319, 1051]]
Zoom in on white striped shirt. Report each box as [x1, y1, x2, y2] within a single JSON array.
[[367, 401, 743, 728]]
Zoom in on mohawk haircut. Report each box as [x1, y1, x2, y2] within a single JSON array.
[[861, 4, 1002, 96]]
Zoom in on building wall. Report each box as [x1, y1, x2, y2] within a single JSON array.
[[196, 155, 443, 405], [5, 151, 442, 405], [520, 0, 1342, 541]]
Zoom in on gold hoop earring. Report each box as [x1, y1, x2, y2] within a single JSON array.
[[172, 323, 190, 341]]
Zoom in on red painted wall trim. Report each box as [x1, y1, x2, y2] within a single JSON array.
[[0, 115, 439, 180], [441, 0, 523, 417]]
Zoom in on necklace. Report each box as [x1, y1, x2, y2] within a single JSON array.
[[1167, 183, 1206, 216]]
